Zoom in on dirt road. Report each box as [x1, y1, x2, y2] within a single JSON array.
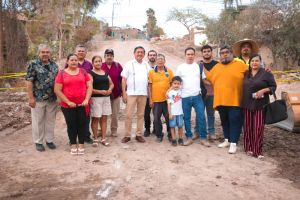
[[0, 40, 300, 200]]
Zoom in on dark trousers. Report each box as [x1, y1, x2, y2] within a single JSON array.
[[61, 107, 87, 145], [144, 98, 154, 131], [84, 114, 91, 140], [153, 101, 170, 138], [217, 106, 243, 143]]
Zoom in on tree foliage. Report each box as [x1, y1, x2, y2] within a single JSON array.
[[1, 0, 105, 70], [203, 0, 300, 68], [144, 8, 164, 38], [166, 7, 204, 40]]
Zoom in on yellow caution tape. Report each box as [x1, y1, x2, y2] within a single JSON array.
[[0, 87, 26, 91], [272, 69, 300, 74], [276, 79, 300, 83], [0, 74, 26, 79], [4, 72, 26, 75]]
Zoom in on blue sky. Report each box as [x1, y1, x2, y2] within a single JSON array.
[[95, 0, 252, 37]]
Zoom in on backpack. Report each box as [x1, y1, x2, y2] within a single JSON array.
[[199, 63, 207, 100]]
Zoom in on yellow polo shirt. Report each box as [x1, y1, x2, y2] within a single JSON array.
[[234, 57, 249, 66], [149, 68, 174, 102], [206, 60, 248, 109]]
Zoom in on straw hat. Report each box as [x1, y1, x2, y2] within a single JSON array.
[[232, 38, 259, 57]]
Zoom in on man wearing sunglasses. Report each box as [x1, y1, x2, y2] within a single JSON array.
[[205, 45, 248, 154]]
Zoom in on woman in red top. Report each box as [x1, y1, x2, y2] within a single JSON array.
[[54, 53, 92, 155]]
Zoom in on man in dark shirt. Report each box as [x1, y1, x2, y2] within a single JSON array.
[[75, 44, 93, 143], [144, 50, 157, 137], [25, 44, 58, 152], [101, 49, 123, 137], [76, 44, 93, 73], [194, 45, 218, 141]]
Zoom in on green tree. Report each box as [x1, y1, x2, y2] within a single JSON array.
[[166, 7, 204, 40], [204, 0, 300, 69], [144, 8, 164, 38]]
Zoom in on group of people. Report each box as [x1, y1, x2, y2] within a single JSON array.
[[25, 38, 276, 159]]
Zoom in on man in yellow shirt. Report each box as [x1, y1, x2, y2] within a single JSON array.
[[206, 45, 248, 154], [148, 54, 174, 142]]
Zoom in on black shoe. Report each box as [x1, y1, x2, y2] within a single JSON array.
[[46, 142, 56, 149], [171, 139, 177, 146], [85, 137, 93, 144], [144, 130, 151, 137], [178, 138, 184, 146], [156, 137, 163, 143], [35, 143, 45, 152]]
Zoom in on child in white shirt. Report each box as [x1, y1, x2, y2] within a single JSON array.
[[167, 76, 184, 146]]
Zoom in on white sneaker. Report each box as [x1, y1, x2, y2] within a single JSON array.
[[218, 139, 229, 148], [228, 143, 237, 154]]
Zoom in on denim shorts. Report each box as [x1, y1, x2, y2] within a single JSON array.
[[169, 115, 184, 128]]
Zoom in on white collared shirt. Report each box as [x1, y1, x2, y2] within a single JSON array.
[[121, 59, 151, 96], [176, 62, 206, 98]]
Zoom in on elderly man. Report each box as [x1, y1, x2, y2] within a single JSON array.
[[25, 44, 58, 152], [144, 49, 157, 137], [176, 47, 210, 147], [205, 45, 248, 154], [148, 53, 173, 142], [101, 49, 123, 137], [75, 44, 93, 144], [232, 38, 259, 65], [121, 46, 151, 143]]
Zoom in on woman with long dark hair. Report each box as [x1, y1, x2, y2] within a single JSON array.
[[241, 54, 276, 159], [54, 53, 92, 155]]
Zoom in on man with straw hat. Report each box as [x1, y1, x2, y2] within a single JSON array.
[[233, 38, 259, 65]]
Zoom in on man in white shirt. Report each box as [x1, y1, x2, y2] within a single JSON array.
[[121, 46, 151, 143], [176, 47, 210, 147]]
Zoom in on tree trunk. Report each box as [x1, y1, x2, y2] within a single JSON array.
[[0, 0, 4, 75], [58, 23, 64, 60]]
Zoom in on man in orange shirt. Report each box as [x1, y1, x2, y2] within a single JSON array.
[[148, 54, 174, 142], [206, 45, 248, 154]]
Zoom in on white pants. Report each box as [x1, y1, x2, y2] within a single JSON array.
[[31, 101, 57, 144]]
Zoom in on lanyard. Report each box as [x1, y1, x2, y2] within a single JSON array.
[[131, 62, 148, 92]]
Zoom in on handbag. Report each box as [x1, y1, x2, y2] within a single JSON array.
[[263, 92, 288, 124]]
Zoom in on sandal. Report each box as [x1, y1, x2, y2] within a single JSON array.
[[93, 139, 99, 147], [101, 139, 109, 146], [70, 148, 77, 155], [78, 148, 85, 155], [246, 151, 253, 156], [257, 155, 264, 160]]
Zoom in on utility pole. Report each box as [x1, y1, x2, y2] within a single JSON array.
[[111, 0, 120, 37]]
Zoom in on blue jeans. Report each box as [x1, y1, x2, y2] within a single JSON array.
[[195, 95, 215, 134], [204, 95, 215, 134], [182, 95, 207, 139], [217, 106, 243, 143]]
